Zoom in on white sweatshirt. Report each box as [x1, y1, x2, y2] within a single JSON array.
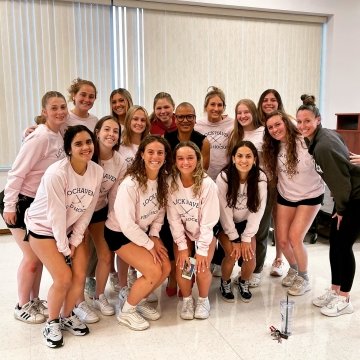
[[25, 158, 103, 256], [195, 115, 234, 181], [60, 111, 98, 134], [216, 171, 267, 243], [95, 151, 127, 211], [4, 124, 65, 212], [167, 175, 220, 256], [277, 138, 324, 202], [106, 176, 165, 250], [118, 143, 139, 169], [243, 126, 265, 167]]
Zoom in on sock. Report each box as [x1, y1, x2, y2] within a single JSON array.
[[290, 264, 298, 271], [298, 271, 309, 281], [122, 300, 136, 313], [198, 296, 208, 302]]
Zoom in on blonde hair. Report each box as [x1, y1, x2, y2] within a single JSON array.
[[121, 106, 150, 146]]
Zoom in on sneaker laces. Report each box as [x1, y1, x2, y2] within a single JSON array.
[[78, 302, 93, 316], [240, 281, 250, 293], [272, 258, 283, 268], [24, 301, 40, 316], [292, 276, 304, 288], [222, 280, 232, 294], [64, 313, 83, 327], [318, 288, 334, 300], [127, 308, 145, 321], [183, 298, 194, 312], [46, 321, 61, 337], [325, 295, 342, 309], [33, 298, 47, 312], [98, 296, 110, 308]]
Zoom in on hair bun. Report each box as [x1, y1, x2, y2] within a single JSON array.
[[300, 94, 316, 106]]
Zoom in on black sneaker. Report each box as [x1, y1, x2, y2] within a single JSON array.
[[220, 279, 235, 302], [43, 319, 63, 348], [238, 279, 252, 302], [61, 312, 90, 336]]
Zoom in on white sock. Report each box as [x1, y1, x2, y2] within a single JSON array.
[[122, 300, 136, 313]]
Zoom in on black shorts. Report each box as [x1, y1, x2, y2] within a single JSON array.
[[160, 216, 175, 261], [0, 190, 34, 229], [217, 220, 247, 243], [104, 226, 131, 251], [277, 192, 324, 207], [28, 230, 55, 240], [90, 205, 108, 224]]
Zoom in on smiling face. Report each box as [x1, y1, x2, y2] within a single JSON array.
[[111, 93, 129, 118], [266, 115, 287, 142], [296, 109, 320, 139], [154, 98, 174, 126], [205, 95, 224, 122], [70, 130, 94, 163], [175, 105, 196, 133], [96, 119, 120, 150], [175, 146, 197, 176], [236, 103, 255, 131], [232, 145, 256, 177], [262, 92, 279, 114], [42, 96, 68, 130], [141, 141, 166, 177], [130, 109, 148, 135], [73, 84, 96, 113]]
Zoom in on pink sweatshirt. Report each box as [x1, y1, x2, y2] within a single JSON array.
[[118, 143, 139, 169], [277, 138, 324, 202], [59, 111, 98, 135], [95, 151, 127, 211], [194, 115, 234, 181], [25, 158, 103, 256], [216, 171, 267, 243], [243, 126, 265, 166], [4, 124, 65, 212], [106, 176, 165, 250], [167, 175, 220, 256]]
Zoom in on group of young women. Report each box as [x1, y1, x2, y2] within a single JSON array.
[[1, 80, 359, 349]]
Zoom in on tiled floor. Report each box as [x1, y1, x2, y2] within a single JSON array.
[[0, 234, 359, 360]]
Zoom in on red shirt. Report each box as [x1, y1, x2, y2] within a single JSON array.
[[150, 114, 177, 136]]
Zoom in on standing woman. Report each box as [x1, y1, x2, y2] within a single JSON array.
[[0, 91, 67, 324], [104, 135, 172, 330], [167, 142, 219, 320], [217, 141, 267, 302], [263, 110, 324, 296], [26, 125, 103, 348], [109, 88, 133, 129], [149, 92, 177, 136], [297, 95, 360, 316], [257, 89, 287, 277], [227, 99, 268, 288]]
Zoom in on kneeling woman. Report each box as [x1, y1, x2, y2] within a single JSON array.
[[216, 141, 267, 302], [105, 135, 171, 331], [26, 125, 103, 348], [167, 141, 219, 320]]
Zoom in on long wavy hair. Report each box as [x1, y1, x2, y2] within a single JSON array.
[[109, 88, 133, 123], [221, 141, 263, 213], [227, 99, 262, 156], [121, 106, 150, 146], [257, 89, 284, 125], [126, 135, 172, 208], [170, 141, 206, 198], [262, 110, 301, 182]]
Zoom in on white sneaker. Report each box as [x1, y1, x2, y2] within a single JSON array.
[[32, 298, 49, 318], [194, 298, 210, 319], [118, 286, 130, 309], [249, 273, 261, 288], [14, 301, 46, 324], [136, 300, 160, 320], [270, 258, 284, 277], [73, 301, 99, 324], [43, 319, 63, 348], [117, 308, 149, 331], [93, 294, 115, 316], [146, 292, 158, 303], [127, 268, 137, 289], [109, 272, 120, 292], [211, 264, 222, 277], [180, 297, 195, 320], [287, 276, 311, 296], [282, 268, 298, 287], [313, 288, 338, 308], [320, 295, 354, 317]]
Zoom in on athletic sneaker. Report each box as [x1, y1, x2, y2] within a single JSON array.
[[117, 307, 149, 331], [270, 258, 284, 277], [313, 288, 338, 308], [146, 292, 158, 303], [211, 264, 222, 277], [73, 301, 99, 324], [85, 277, 96, 298], [249, 273, 261, 288], [32, 298, 49, 318], [238, 280, 252, 302], [220, 279, 235, 302], [282, 268, 298, 287], [194, 298, 210, 319], [287, 276, 311, 296], [136, 300, 160, 320], [43, 319, 63, 348], [320, 295, 354, 317], [14, 301, 46, 324], [61, 312, 89, 336], [118, 286, 130, 309], [109, 272, 120, 292], [127, 268, 137, 288], [93, 294, 115, 316], [180, 297, 195, 320]]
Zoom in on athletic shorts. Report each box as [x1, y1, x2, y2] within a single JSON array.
[[90, 205, 108, 224], [277, 192, 324, 207]]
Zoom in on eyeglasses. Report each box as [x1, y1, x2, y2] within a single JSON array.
[[175, 114, 196, 122]]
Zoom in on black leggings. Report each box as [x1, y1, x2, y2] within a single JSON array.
[[329, 199, 360, 292]]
